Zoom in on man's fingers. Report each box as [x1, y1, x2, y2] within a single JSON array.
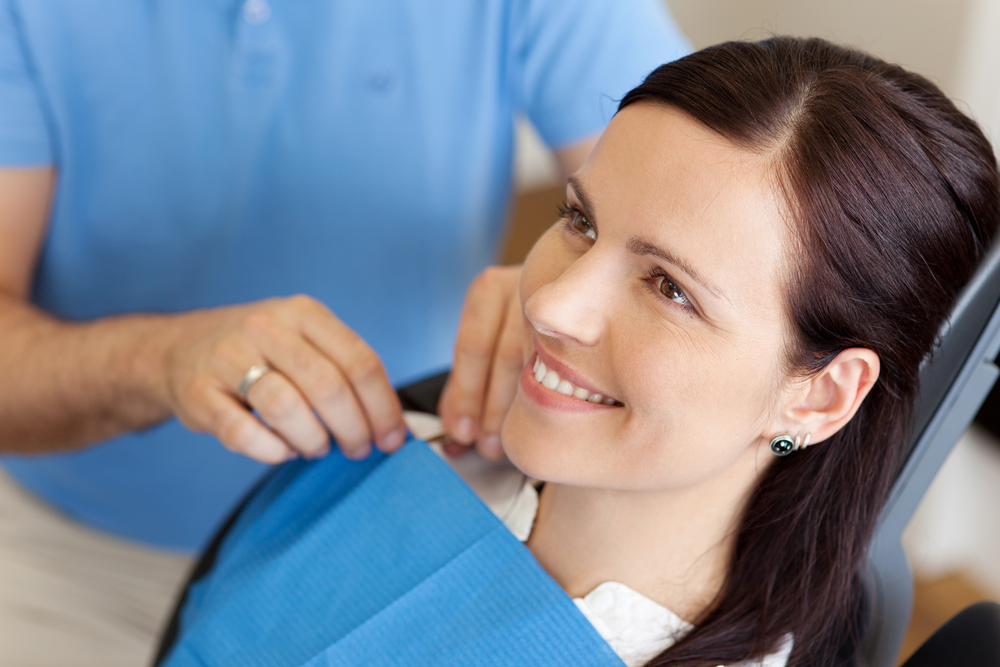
[[477, 292, 525, 460], [202, 387, 296, 464], [330, 337, 407, 453], [298, 303, 406, 453], [251, 321, 375, 456], [171, 296, 408, 463], [440, 266, 520, 445], [245, 371, 332, 459]]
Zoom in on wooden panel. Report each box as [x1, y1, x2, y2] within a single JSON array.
[[898, 573, 995, 664], [500, 185, 566, 265]]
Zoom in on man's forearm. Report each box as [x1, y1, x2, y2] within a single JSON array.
[[0, 294, 174, 454]]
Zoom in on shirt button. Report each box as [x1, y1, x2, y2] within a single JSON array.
[[242, 0, 272, 25]]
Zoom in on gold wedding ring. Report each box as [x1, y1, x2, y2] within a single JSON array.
[[237, 364, 273, 403]]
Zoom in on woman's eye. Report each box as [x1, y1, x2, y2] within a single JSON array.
[[657, 275, 690, 307], [571, 213, 597, 240]]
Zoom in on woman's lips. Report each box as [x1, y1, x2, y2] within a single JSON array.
[[532, 340, 622, 404], [519, 351, 623, 413], [532, 356, 619, 405]]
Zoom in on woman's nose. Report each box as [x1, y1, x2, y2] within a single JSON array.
[[523, 255, 610, 347]]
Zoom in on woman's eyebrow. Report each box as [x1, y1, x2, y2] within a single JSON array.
[[626, 236, 728, 302]]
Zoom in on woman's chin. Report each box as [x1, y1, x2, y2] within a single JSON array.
[[500, 394, 583, 483]]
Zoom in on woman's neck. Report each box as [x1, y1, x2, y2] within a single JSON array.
[[525, 460, 760, 622]]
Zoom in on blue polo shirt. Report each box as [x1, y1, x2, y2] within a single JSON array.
[[0, 0, 688, 550]]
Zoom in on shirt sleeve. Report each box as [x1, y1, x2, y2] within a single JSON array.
[[510, 0, 691, 149], [0, 0, 53, 165]]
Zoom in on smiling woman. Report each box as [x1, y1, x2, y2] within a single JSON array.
[[158, 37, 998, 667], [506, 38, 999, 666]]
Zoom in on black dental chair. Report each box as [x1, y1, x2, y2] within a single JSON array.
[[155, 242, 1000, 667]]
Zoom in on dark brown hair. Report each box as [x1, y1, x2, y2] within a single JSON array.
[[619, 37, 999, 666]]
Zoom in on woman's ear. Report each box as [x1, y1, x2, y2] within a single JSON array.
[[776, 348, 880, 446]]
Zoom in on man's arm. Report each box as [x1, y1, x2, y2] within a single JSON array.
[[0, 167, 165, 453], [0, 168, 408, 461], [438, 135, 598, 458]]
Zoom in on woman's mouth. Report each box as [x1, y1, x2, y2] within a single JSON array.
[[531, 356, 622, 405], [520, 345, 625, 413]]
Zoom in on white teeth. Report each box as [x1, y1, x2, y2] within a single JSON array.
[[542, 370, 560, 390], [531, 356, 619, 406]]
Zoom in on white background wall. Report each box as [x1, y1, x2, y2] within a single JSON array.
[[516, 0, 988, 188], [666, 0, 970, 95], [514, 0, 1000, 596]]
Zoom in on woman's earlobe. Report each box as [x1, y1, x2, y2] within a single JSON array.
[[786, 348, 880, 446]]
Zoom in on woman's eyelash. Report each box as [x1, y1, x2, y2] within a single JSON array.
[[645, 268, 694, 311], [558, 201, 693, 314], [557, 202, 597, 240]]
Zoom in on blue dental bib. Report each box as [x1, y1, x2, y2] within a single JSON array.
[[161, 440, 624, 666]]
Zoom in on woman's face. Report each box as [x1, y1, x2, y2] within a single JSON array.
[[502, 103, 799, 492]]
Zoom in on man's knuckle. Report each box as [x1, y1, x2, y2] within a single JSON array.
[[481, 265, 503, 282], [462, 269, 487, 295], [345, 351, 382, 383], [290, 346, 316, 373], [242, 309, 277, 337], [472, 267, 494, 286], [261, 390, 298, 421], [481, 264, 518, 286], [287, 293, 316, 311], [309, 377, 347, 404], [219, 416, 254, 451], [182, 375, 211, 406], [288, 294, 329, 321], [455, 335, 492, 360]]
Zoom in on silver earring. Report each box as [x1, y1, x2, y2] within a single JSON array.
[[798, 433, 812, 450], [771, 432, 812, 457], [770, 434, 795, 456]]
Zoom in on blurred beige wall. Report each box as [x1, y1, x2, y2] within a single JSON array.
[[665, 0, 970, 96]]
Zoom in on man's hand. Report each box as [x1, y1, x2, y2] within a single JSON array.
[[436, 135, 599, 459], [438, 265, 524, 460], [158, 295, 407, 463]]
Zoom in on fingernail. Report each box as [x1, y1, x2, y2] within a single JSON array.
[[308, 446, 331, 460], [380, 427, 406, 452], [442, 440, 471, 457], [480, 434, 502, 458], [454, 417, 476, 444], [344, 443, 372, 461]]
